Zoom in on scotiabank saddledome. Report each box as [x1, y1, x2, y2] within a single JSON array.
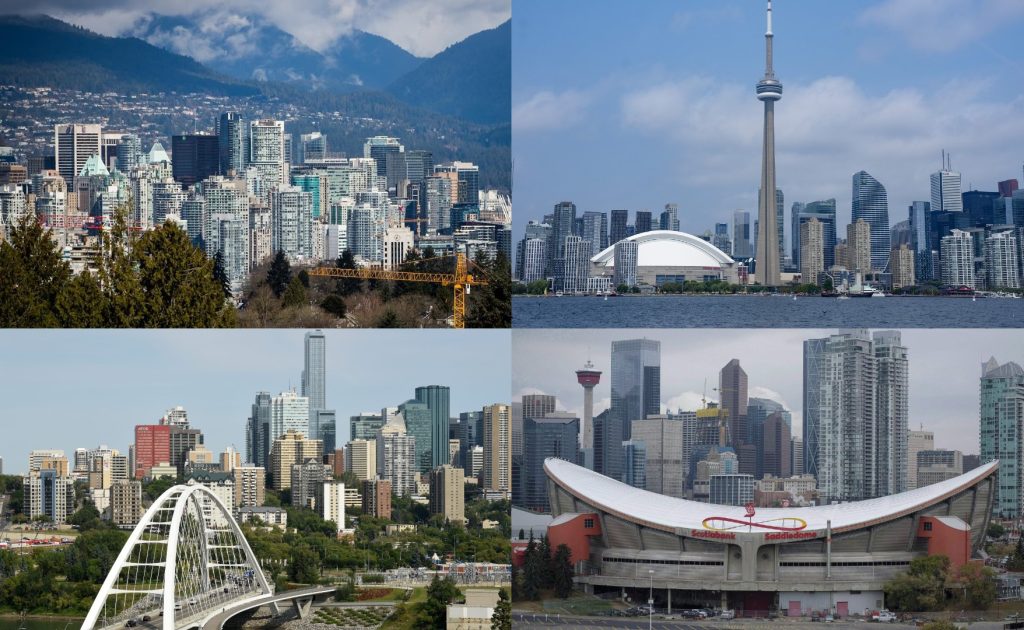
[[543, 459, 997, 615]]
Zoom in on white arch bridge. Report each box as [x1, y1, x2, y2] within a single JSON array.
[[81, 484, 333, 630]]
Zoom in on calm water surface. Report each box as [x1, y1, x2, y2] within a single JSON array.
[[0, 620, 81, 630], [512, 295, 1024, 328]]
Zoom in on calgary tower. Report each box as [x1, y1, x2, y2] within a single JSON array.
[[754, 0, 783, 286], [576, 360, 602, 451]]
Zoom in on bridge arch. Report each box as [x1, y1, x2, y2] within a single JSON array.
[[81, 484, 274, 630]]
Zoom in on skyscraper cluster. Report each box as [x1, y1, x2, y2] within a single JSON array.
[[0, 118, 509, 295], [511, 331, 1001, 516]]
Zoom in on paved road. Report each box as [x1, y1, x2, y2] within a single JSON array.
[[199, 585, 336, 630], [511, 613, 931, 630]]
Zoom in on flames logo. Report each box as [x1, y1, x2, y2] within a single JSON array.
[[701, 516, 808, 532]]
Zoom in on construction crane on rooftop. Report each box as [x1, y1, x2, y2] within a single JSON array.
[[307, 251, 487, 329]]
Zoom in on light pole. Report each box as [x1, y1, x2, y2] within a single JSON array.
[[648, 569, 654, 630]]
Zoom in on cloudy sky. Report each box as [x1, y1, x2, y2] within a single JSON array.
[[0, 330, 510, 476], [512, 328, 1023, 452], [3, 0, 509, 57], [513, 0, 1024, 247]]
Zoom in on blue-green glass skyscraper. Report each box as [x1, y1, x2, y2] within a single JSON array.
[[415, 385, 451, 470], [980, 357, 1024, 518], [399, 400, 434, 473]]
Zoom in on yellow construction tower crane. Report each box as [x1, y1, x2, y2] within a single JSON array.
[[307, 252, 487, 328]]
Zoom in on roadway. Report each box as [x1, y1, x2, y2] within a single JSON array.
[[198, 584, 336, 630], [512, 612, 931, 630]]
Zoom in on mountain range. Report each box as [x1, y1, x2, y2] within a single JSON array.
[[0, 13, 509, 125], [127, 12, 422, 92]]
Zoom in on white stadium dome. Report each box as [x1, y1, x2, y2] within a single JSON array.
[[591, 230, 735, 268]]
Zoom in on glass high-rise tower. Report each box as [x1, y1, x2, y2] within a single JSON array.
[[804, 330, 908, 503], [852, 170, 891, 272], [603, 339, 661, 481], [217, 112, 245, 175], [414, 385, 451, 470], [980, 358, 1024, 518]]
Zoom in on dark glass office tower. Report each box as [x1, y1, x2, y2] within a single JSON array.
[[171, 134, 219, 187], [217, 112, 246, 174], [611, 338, 661, 443], [521, 414, 580, 511], [609, 209, 629, 245]]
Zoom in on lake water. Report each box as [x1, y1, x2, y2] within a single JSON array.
[[512, 295, 1024, 328], [0, 620, 81, 630]]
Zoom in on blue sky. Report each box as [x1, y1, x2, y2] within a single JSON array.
[[0, 330, 510, 476], [513, 0, 1024, 249]]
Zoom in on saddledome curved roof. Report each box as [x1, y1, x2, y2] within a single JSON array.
[[544, 458, 997, 535], [591, 230, 735, 269]]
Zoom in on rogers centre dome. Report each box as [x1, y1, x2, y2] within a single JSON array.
[[543, 458, 996, 615], [590, 230, 739, 286]]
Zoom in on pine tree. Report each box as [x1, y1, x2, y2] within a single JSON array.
[[0, 215, 71, 326], [282, 276, 308, 308], [320, 294, 347, 319], [212, 251, 231, 299], [538, 535, 554, 589], [267, 251, 292, 297], [133, 221, 234, 327], [552, 544, 574, 598], [98, 201, 145, 327], [520, 539, 542, 601], [466, 252, 511, 328], [333, 250, 361, 296], [376, 309, 400, 327], [55, 270, 106, 327], [491, 590, 511, 630]]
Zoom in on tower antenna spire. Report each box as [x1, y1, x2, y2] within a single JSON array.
[[755, 0, 783, 286]]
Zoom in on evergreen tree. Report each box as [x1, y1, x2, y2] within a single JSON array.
[[212, 251, 231, 299], [333, 250, 361, 296], [0, 214, 71, 326], [376, 309, 400, 327], [320, 294, 347, 318], [55, 270, 105, 327], [1010, 535, 1024, 571], [466, 253, 511, 328], [520, 539, 542, 601], [538, 535, 554, 589], [133, 221, 234, 327], [491, 589, 511, 630], [417, 575, 460, 629], [552, 544, 574, 598], [267, 251, 292, 297], [98, 202, 145, 327], [282, 276, 308, 308]]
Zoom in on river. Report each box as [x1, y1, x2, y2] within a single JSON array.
[[512, 295, 1024, 328]]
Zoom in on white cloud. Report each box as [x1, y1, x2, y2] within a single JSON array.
[[32, 0, 508, 57], [665, 391, 710, 414], [620, 74, 1024, 225], [859, 0, 1024, 53], [513, 89, 592, 132]]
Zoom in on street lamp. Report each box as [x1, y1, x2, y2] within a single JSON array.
[[648, 569, 654, 630]]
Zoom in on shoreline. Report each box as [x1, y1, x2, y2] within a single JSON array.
[[513, 293, 1004, 299]]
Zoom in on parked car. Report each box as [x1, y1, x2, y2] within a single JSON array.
[[825, 614, 835, 623], [721, 610, 736, 620], [873, 610, 897, 623]]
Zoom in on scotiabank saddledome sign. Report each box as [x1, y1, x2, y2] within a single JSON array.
[[689, 505, 818, 541]]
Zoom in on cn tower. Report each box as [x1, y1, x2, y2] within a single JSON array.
[[576, 360, 602, 451], [754, 0, 783, 286]]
